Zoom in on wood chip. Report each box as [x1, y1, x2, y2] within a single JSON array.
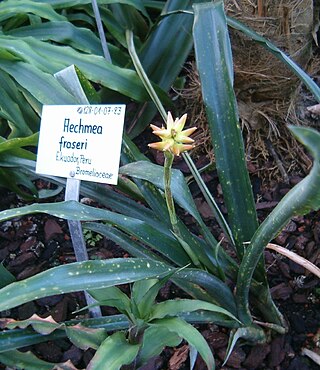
[[169, 345, 189, 370]]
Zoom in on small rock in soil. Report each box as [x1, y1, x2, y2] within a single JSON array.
[[0, 246, 8, 260], [285, 235, 297, 250], [19, 236, 37, 252], [158, 281, 172, 300], [309, 249, 320, 265], [8, 251, 37, 269], [287, 356, 313, 370], [264, 251, 275, 265], [302, 278, 319, 289], [289, 313, 307, 334], [82, 348, 95, 367], [7, 240, 20, 252], [217, 183, 223, 196], [18, 302, 37, 320], [305, 241, 316, 258], [270, 282, 293, 300], [275, 231, 289, 245], [292, 293, 308, 303], [61, 345, 83, 366], [0, 220, 12, 234], [40, 239, 61, 262], [44, 219, 63, 241], [294, 235, 309, 250], [268, 335, 286, 367], [36, 294, 63, 308], [15, 220, 37, 238], [135, 356, 163, 370], [35, 341, 63, 362], [313, 221, 320, 243], [284, 220, 298, 233], [290, 176, 303, 185], [50, 296, 69, 322], [262, 190, 273, 201], [279, 187, 291, 196], [278, 261, 291, 278], [217, 347, 246, 368], [16, 263, 42, 280], [195, 198, 213, 219], [203, 330, 228, 350], [288, 259, 306, 274], [242, 343, 270, 369], [255, 201, 278, 210]]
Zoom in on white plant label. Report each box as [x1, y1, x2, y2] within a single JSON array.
[[36, 105, 126, 184]]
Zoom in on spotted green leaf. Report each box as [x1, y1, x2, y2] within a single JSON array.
[[0, 200, 190, 265], [150, 299, 240, 323], [193, 1, 258, 257], [0, 258, 174, 312]]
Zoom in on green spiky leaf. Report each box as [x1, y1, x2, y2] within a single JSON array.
[[87, 331, 140, 370], [150, 317, 215, 370], [0, 258, 174, 312], [193, 1, 258, 256]]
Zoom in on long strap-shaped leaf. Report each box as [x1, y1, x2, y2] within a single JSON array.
[[0, 200, 190, 265], [0, 0, 66, 22], [129, 0, 203, 137], [193, 1, 258, 257], [0, 70, 37, 137], [0, 34, 167, 104], [0, 258, 174, 312], [0, 309, 239, 354], [0, 315, 130, 353], [236, 126, 320, 324], [192, 2, 282, 326]]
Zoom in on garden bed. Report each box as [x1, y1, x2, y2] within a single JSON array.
[[0, 168, 319, 369]]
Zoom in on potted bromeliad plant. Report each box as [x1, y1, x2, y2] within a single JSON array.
[[0, 1, 319, 369]]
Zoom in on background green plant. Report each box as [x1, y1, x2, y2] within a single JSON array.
[[0, 0, 197, 197], [0, 0, 319, 368]]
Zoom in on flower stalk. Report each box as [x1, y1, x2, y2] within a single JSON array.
[[164, 150, 178, 234], [148, 112, 196, 232], [149, 112, 201, 267]]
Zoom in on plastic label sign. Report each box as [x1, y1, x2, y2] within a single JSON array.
[[36, 105, 125, 185]]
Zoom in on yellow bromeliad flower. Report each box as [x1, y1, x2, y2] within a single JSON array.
[[148, 112, 197, 156]]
